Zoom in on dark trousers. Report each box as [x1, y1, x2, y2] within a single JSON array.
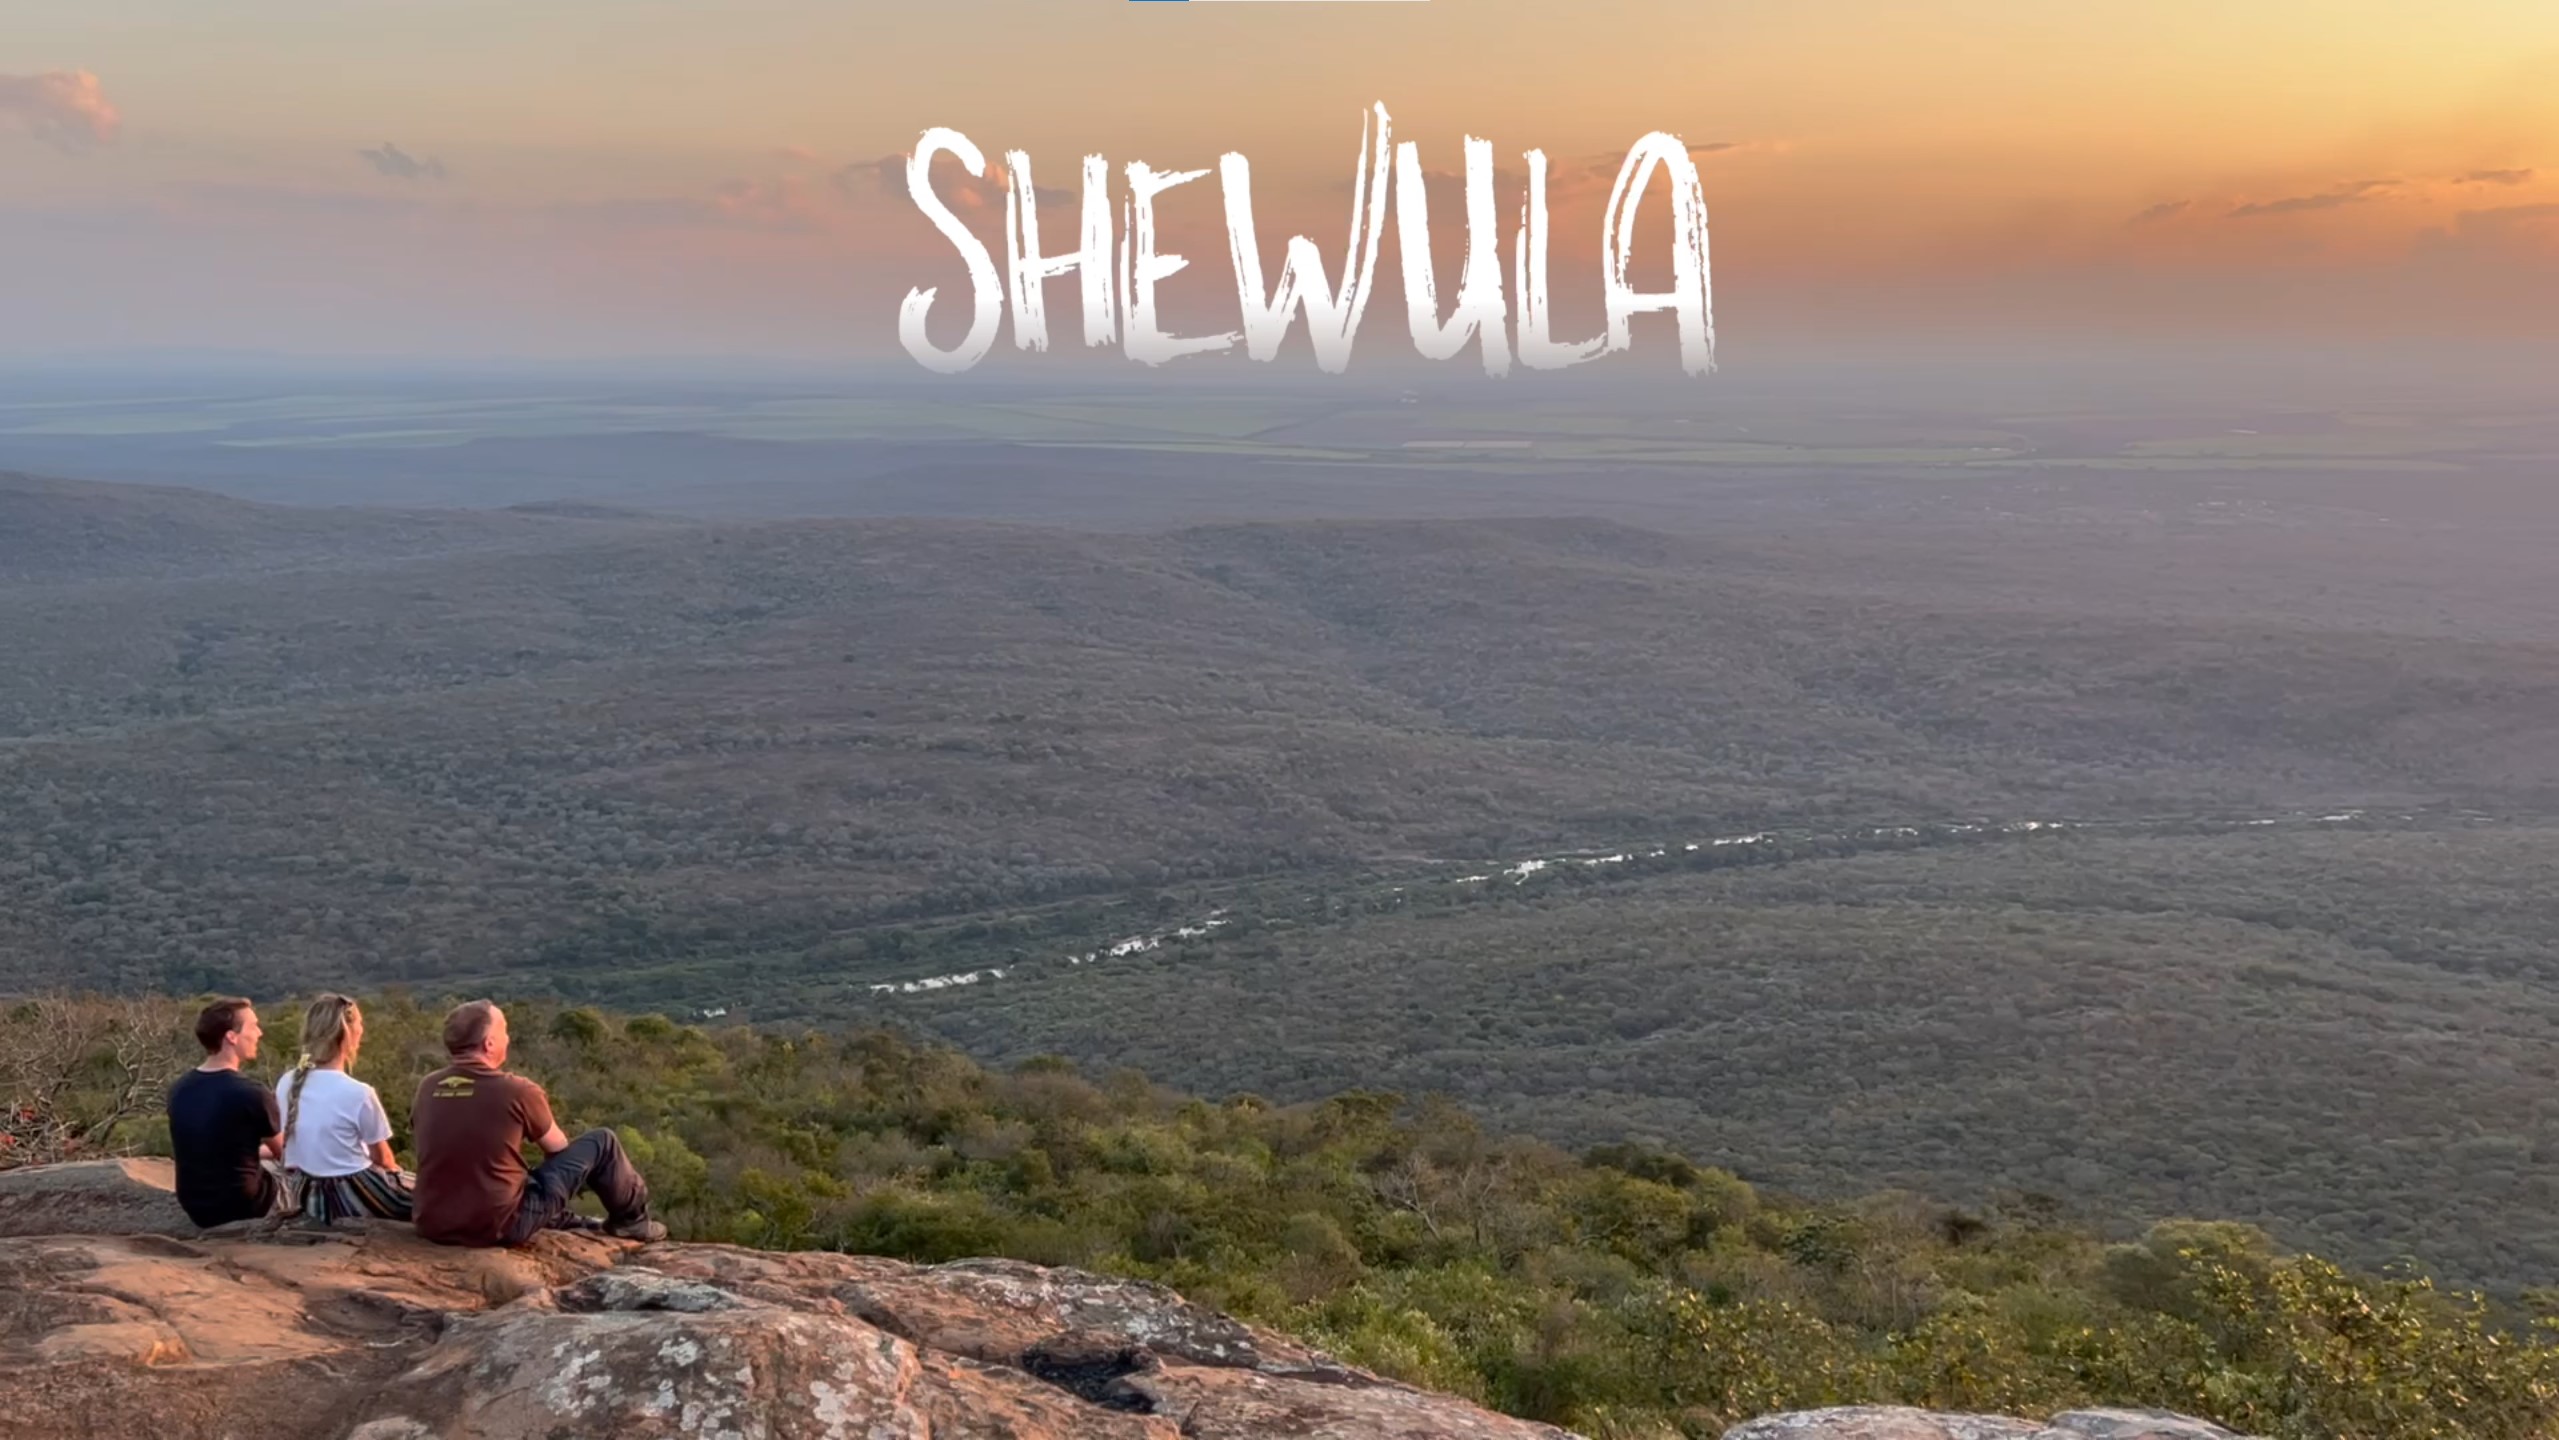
[[499, 1128, 652, 1246]]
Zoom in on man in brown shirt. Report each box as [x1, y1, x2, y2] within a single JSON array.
[[410, 1000, 664, 1247]]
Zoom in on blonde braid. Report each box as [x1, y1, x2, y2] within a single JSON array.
[[283, 1056, 316, 1153]]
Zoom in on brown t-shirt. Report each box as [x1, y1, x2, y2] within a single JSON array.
[[410, 1062, 554, 1246]]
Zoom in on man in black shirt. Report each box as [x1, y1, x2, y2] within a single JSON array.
[[166, 997, 284, 1228]]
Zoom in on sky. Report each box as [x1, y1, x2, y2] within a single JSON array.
[[4, 0, 2556, 363]]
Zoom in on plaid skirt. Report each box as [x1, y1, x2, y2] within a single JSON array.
[[289, 1166, 415, 1222]]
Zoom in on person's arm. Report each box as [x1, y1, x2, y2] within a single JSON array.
[[359, 1086, 400, 1173], [520, 1079, 568, 1155], [259, 1087, 284, 1159]]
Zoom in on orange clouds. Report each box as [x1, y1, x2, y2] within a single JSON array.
[[2115, 168, 2554, 249], [2223, 180, 2398, 219], [0, 70, 120, 151]]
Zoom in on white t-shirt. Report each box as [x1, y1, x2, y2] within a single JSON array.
[[280, 1068, 394, 1178]]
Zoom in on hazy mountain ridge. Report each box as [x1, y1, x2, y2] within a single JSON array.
[[0, 469, 637, 585]]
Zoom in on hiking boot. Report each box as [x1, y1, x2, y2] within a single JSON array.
[[605, 1217, 668, 1243]]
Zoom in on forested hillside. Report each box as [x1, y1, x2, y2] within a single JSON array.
[[879, 815, 2559, 1287], [8, 498, 2554, 1004]]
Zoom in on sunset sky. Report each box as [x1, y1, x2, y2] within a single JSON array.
[[4, 0, 2556, 361]]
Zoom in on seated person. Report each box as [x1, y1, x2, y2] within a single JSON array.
[[279, 993, 415, 1222], [166, 998, 286, 1228], [410, 1000, 665, 1247]]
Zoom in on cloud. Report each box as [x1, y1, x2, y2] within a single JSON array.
[[2413, 200, 2559, 264], [1570, 140, 1768, 180], [773, 144, 820, 164], [0, 70, 121, 151], [2454, 167, 2535, 186], [2226, 179, 2395, 218], [1695, 138, 1795, 159], [2126, 199, 2191, 226], [1526, 140, 1781, 197], [843, 152, 993, 211], [840, 154, 903, 199], [2455, 201, 2559, 230], [358, 142, 447, 181], [841, 151, 1070, 211], [708, 175, 825, 231]]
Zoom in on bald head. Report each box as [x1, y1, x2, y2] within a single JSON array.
[[442, 1000, 509, 1065]]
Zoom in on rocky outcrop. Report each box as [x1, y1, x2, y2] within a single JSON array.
[[0, 1157, 196, 1239], [1722, 1407, 2259, 1439], [0, 1161, 1574, 1440], [0, 1163, 2263, 1440]]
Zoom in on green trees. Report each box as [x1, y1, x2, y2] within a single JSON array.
[[11, 991, 2559, 1439]]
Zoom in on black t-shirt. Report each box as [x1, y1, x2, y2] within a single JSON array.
[[166, 1068, 279, 1227]]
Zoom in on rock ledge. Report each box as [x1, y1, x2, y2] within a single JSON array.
[[0, 1161, 2261, 1440], [2, 1160, 1572, 1440]]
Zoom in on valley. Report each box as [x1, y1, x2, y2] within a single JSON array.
[[5, 387, 2556, 1285]]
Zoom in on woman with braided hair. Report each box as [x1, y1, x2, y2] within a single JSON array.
[[279, 994, 415, 1222]]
